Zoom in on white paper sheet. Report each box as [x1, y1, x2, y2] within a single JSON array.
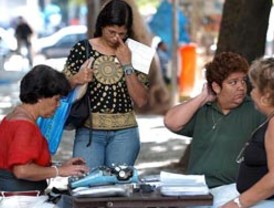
[[160, 186, 210, 196], [159, 171, 210, 196], [126, 38, 155, 74], [160, 171, 207, 186]]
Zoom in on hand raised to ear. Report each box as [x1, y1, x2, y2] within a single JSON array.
[[201, 83, 216, 103]]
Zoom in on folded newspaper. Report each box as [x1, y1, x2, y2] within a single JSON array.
[[159, 171, 210, 196]]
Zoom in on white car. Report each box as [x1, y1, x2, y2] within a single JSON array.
[[34, 25, 87, 59]]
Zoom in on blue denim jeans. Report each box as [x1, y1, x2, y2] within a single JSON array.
[[73, 127, 140, 170]]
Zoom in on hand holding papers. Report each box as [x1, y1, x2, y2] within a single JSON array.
[[160, 171, 210, 196], [126, 38, 155, 74]]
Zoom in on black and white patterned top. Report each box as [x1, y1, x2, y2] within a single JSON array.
[[63, 39, 149, 130]]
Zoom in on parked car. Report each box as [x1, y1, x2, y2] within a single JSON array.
[[34, 25, 87, 59]]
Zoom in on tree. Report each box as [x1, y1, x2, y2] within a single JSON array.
[[216, 0, 272, 63], [86, 0, 172, 114]]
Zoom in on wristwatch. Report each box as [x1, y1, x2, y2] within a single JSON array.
[[233, 197, 243, 208], [122, 64, 135, 75]]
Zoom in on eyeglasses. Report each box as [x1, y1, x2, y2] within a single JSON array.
[[104, 27, 128, 39]]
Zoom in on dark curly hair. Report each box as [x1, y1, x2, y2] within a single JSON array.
[[205, 52, 249, 92], [94, 0, 133, 38], [19, 64, 71, 104]]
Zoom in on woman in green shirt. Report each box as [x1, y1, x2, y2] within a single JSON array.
[[164, 52, 265, 207]]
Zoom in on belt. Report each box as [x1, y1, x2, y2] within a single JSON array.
[[1, 190, 41, 197]]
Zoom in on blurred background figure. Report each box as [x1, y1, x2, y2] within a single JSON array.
[[15, 16, 33, 66], [157, 41, 170, 85]]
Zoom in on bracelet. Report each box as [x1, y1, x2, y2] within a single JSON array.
[[52, 165, 59, 177]]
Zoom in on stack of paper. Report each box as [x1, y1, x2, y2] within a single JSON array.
[[159, 171, 210, 196]]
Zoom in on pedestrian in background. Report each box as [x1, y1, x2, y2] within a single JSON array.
[[15, 16, 33, 66], [157, 41, 170, 85], [63, 0, 149, 170]]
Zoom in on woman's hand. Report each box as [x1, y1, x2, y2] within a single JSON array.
[[59, 157, 89, 177], [63, 157, 86, 166], [115, 35, 131, 66], [201, 83, 216, 103], [70, 58, 94, 87]]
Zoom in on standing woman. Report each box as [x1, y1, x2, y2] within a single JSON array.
[[63, 0, 149, 169], [220, 58, 274, 207]]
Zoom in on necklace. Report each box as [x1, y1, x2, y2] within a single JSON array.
[[236, 110, 274, 164], [211, 111, 225, 130]]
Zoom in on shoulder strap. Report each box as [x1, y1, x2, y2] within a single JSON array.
[[84, 39, 92, 147], [85, 39, 90, 60]]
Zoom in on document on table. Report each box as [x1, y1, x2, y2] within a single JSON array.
[[159, 171, 210, 196], [126, 38, 155, 74]]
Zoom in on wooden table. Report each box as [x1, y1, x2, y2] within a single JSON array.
[[73, 191, 213, 208]]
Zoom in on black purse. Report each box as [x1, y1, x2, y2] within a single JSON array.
[[65, 90, 91, 130], [65, 39, 92, 146]]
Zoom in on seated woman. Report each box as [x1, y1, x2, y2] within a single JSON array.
[[0, 64, 89, 208], [220, 57, 274, 207]]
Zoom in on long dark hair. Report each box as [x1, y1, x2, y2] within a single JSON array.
[[94, 0, 133, 38]]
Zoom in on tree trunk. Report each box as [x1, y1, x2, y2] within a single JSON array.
[[86, 0, 172, 115], [216, 0, 272, 63]]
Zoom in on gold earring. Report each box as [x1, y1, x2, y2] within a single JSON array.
[[260, 97, 270, 106]]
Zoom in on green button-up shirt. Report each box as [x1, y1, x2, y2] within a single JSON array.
[[177, 97, 265, 188]]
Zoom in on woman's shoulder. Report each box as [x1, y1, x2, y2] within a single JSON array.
[[71, 39, 88, 49], [0, 117, 39, 138], [4, 117, 37, 128]]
